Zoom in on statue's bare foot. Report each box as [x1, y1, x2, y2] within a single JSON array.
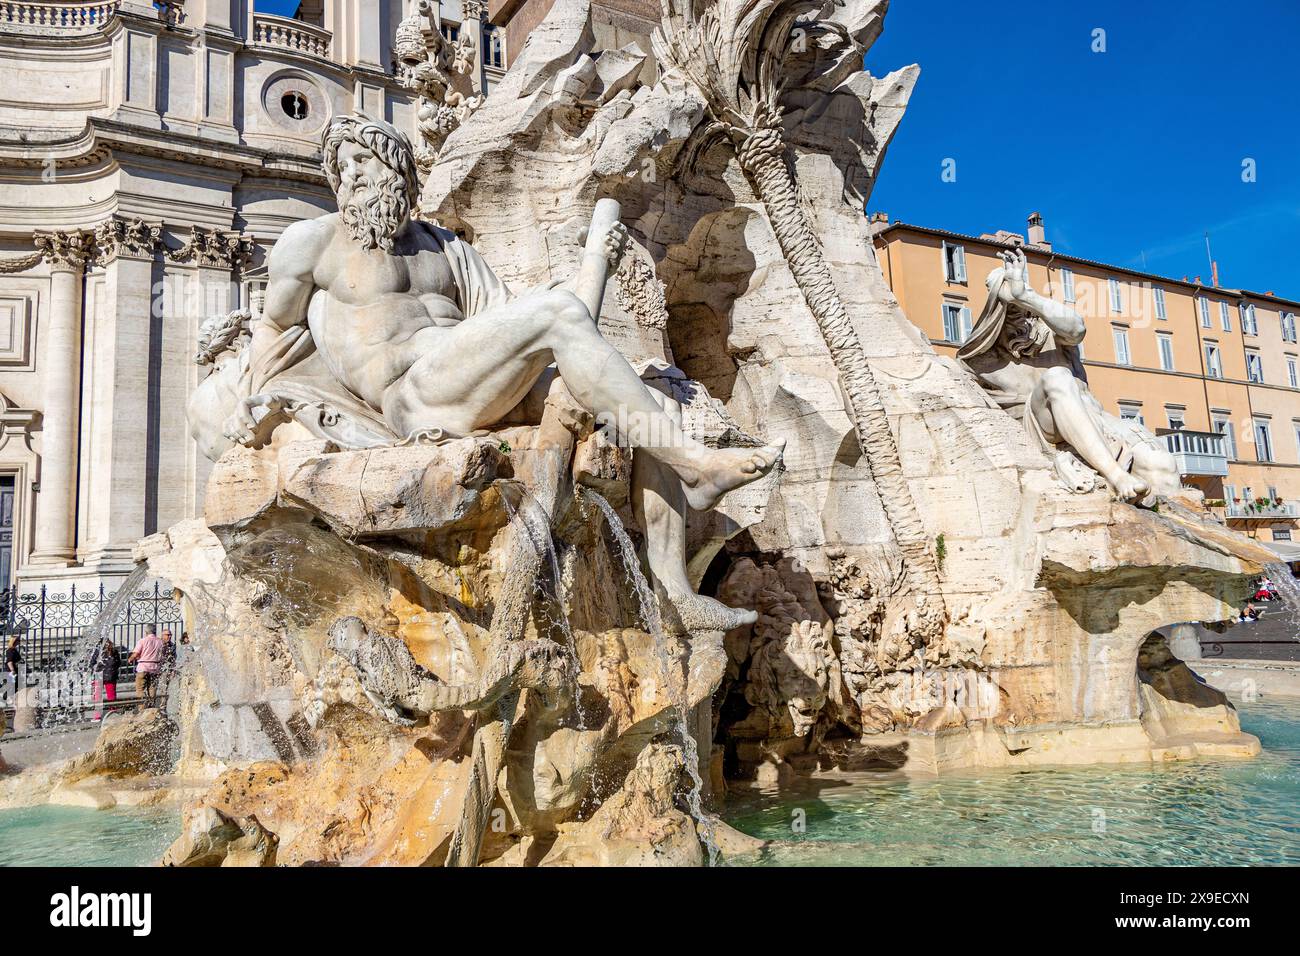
[[679, 440, 785, 512], [1108, 471, 1150, 503], [662, 589, 757, 635]]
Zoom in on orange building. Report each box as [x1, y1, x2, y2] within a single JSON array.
[[872, 213, 1300, 555], [487, 0, 659, 77]]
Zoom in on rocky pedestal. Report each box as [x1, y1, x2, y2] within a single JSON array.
[[140, 427, 735, 866], [402, 0, 1276, 787]]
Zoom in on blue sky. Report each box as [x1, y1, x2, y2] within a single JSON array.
[[863, 0, 1300, 299], [257, 0, 299, 15], [255, 0, 1298, 297]]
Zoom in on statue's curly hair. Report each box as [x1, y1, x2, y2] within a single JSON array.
[[321, 113, 421, 208], [195, 308, 252, 365]]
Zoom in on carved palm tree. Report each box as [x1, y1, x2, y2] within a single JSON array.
[[654, 0, 946, 637]]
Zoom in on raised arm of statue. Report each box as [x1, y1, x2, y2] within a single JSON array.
[[996, 248, 1086, 346]]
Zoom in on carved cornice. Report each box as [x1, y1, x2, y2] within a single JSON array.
[[0, 391, 40, 457], [167, 226, 256, 271], [93, 216, 163, 264], [33, 230, 93, 270]]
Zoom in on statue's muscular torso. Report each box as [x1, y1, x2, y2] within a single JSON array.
[[294, 214, 464, 409]]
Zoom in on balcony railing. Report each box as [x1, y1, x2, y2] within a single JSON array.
[[1158, 428, 1230, 478], [1225, 500, 1300, 520], [0, 0, 120, 29], [251, 12, 332, 60]]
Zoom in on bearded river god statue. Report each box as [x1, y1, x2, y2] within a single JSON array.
[[959, 248, 1180, 503], [198, 113, 783, 631]]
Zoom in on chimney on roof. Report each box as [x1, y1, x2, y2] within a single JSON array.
[[1027, 212, 1050, 250], [1211, 261, 1220, 288], [868, 211, 890, 237], [1194, 275, 1203, 285]]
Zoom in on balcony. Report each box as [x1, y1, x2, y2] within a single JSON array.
[[1225, 500, 1300, 520], [251, 13, 332, 61], [1158, 429, 1229, 478], [0, 0, 120, 30]]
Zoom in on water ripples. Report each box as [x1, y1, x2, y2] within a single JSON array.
[[724, 698, 1300, 866]]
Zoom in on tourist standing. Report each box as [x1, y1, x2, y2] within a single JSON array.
[[88, 639, 120, 722], [3, 635, 20, 704], [128, 626, 165, 708]]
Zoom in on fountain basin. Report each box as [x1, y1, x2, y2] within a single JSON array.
[[723, 696, 1300, 866]]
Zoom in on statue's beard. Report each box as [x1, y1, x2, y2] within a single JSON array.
[[1004, 309, 1050, 358], [339, 172, 408, 252]]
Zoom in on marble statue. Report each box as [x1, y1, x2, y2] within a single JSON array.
[[394, 1, 483, 171], [203, 112, 783, 629], [189, 303, 254, 463], [958, 248, 1180, 502]]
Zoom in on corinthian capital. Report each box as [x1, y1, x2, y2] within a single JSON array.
[[462, 0, 487, 20], [94, 217, 163, 264], [168, 227, 257, 271], [34, 230, 92, 270]]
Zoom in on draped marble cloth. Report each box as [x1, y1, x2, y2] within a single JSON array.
[[956, 272, 1156, 494], [248, 222, 513, 449]]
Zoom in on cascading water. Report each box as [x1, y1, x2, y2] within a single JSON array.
[[73, 563, 150, 669], [498, 485, 589, 729], [34, 563, 152, 726], [1260, 562, 1300, 638], [579, 488, 720, 866]]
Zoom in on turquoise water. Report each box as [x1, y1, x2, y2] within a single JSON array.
[[723, 698, 1300, 866], [1, 700, 1297, 867], [0, 805, 178, 867]]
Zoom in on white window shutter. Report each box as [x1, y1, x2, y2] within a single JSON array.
[[961, 306, 972, 341]]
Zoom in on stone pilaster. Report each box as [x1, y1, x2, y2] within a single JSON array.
[[166, 227, 255, 525], [462, 0, 489, 96], [27, 230, 92, 568], [77, 219, 164, 574]]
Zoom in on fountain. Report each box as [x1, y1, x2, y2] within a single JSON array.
[[4, 0, 1284, 867]]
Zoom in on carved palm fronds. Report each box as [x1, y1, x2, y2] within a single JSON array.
[[654, 0, 946, 639]]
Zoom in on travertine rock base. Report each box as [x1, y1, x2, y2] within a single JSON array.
[[141, 431, 728, 866]]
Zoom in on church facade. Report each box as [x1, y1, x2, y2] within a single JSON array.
[[0, 0, 487, 592]]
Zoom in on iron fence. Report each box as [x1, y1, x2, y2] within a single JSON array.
[[1, 580, 183, 680]]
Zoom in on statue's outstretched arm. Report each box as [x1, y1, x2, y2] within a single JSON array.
[[998, 248, 1086, 346]]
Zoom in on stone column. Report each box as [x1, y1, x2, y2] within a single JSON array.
[[28, 231, 91, 567]]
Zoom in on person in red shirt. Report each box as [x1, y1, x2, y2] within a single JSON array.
[[128, 626, 165, 708]]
